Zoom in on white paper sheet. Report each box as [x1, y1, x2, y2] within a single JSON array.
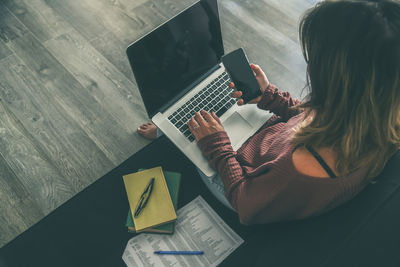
[[123, 196, 244, 267]]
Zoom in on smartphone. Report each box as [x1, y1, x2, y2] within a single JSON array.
[[222, 48, 260, 103]]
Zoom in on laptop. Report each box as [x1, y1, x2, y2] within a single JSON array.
[[126, 0, 271, 177]]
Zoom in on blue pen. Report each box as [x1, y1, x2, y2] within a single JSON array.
[[154, 251, 204, 255]]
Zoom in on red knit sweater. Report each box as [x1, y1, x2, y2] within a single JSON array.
[[198, 84, 368, 224]]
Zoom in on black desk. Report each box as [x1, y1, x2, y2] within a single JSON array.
[[1, 136, 400, 267]]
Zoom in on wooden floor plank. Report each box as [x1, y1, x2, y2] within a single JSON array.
[[44, 29, 148, 131], [240, 0, 301, 43], [42, 0, 107, 41], [44, 29, 150, 162], [130, 0, 194, 24], [0, 153, 44, 246], [83, 0, 150, 44], [90, 31, 136, 82], [41, 0, 156, 82], [265, 0, 312, 20], [2, 4, 150, 164], [0, 53, 108, 192], [3, 0, 70, 42], [0, 74, 74, 214], [106, 0, 151, 12], [0, 7, 116, 180], [0, 40, 13, 60]]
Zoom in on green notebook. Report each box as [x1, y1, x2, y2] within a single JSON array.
[[125, 170, 181, 234]]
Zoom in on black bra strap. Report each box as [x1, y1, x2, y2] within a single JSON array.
[[305, 145, 337, 178]]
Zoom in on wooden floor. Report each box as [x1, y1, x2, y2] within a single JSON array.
[[0, 0, 317, 247]]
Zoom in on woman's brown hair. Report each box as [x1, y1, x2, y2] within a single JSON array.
[[293, 0, 400, 178]]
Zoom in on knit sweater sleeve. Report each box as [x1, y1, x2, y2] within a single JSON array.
[[257, 84, 302, 121], [197, 131, 245, 210], [197, 131, 304, 224]]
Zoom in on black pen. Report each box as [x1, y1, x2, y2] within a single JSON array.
[[134, 177, 155, 217]]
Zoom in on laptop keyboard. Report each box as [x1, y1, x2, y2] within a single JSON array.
[[167, 72, 236, 142]]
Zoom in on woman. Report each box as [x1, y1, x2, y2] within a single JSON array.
[[138, 0, 400, 224]]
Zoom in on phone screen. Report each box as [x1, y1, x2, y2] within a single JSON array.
[[221, 48, 260, 103]]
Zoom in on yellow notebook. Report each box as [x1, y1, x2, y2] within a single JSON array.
[[123, 166, 177, 232]]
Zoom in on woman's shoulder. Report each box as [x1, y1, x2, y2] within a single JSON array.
[[288, 145, 368, 186], [292, 146, 338, 179]]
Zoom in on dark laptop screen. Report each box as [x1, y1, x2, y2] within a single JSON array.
[[126, 0, 224, 118]]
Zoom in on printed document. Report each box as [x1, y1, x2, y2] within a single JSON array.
[[122, 196, 244, 267]]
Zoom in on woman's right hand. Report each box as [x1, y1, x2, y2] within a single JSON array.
[[230, 64, 270, 105]]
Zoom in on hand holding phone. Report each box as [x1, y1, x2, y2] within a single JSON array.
[[222, 48, 265, 104], [231, 63, 271, 105]]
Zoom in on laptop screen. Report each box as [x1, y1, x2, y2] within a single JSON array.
[[126, 0, 224, 118]]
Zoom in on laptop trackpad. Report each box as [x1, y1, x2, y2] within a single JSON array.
[[222, 112, 252, 146]]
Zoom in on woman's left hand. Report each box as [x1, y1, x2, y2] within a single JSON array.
[[188, 110, 224, 141]]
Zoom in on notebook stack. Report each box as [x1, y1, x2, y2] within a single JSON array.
[[123, 166, 181, 234]]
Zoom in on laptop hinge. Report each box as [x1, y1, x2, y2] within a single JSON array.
[[158, 64, 221, 115]]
